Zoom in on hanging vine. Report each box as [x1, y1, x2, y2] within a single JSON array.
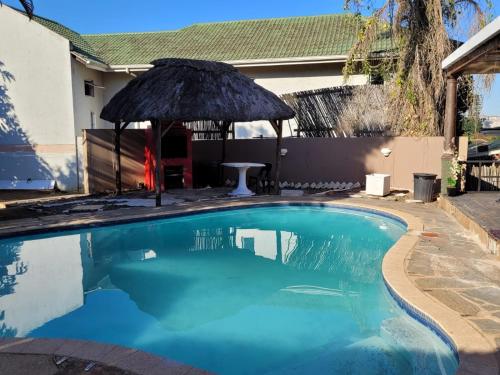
[[343, 0, 493, 136]]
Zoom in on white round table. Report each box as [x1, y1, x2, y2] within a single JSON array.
[[221, 162, 265, 196]]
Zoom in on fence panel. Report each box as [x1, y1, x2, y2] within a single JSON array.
[[463, 160, 500, 191]]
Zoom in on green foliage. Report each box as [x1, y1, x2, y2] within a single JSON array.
[[459, 116, 483, 138], [447, 177, 456, 187], [447, 153, 461, 187]]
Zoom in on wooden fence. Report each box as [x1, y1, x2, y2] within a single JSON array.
[[463, 160, 500, 191]]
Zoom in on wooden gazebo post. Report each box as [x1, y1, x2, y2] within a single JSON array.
[[113, 121, 129, 195], [152, 120, 162, 207], [151, 120, 175, 207], [219, 121, 232, 185], [220, 121, 232, 163], [270, 119, 283, 194]]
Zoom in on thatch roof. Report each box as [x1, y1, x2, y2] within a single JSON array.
[[100, 58, 295, 123]]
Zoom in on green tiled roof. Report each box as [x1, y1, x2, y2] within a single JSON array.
[[24, 9, 393, 66], [82, 14, 393, 66]]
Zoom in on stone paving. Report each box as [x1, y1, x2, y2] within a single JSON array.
[[351, 197, 500, 371], [0, 338, 212, 375], [446, 193, 500, 236], [443, 192, 500, 255], [0, 353, 136, 374], [0, 194, 499, 373]]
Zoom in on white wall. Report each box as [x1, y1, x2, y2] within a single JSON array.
[[0, 234, 84, 336], [72, 60, 105, 134], [235, 63, 367, 138], [240, 63, 367, 95], [101, 72, 147, 129], [0, 6, 78, 190], [98, 62, 366, 138]]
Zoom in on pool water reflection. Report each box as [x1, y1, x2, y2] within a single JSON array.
[[0, 206, 458, 374]]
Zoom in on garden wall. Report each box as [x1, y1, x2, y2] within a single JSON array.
[[194, 137, 451, 191], [83, 129, 146, 193], [84, 129, 459, 193]]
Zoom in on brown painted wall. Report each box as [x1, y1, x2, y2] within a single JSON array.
[[193, 137, 449, 190], [84, 130, 454, 193], [83, 129, 146, 193]]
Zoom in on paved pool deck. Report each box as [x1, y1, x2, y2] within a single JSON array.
[[0, 195, 499, 374], [440, 192, 500, 255]]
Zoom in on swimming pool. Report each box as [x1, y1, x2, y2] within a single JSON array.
[[0, 205, 458, 374]]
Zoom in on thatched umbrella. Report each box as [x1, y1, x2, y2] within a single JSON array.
[[100, 58, 295, 206]]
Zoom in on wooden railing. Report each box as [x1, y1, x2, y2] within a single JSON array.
[[462, 160, 500, 192]]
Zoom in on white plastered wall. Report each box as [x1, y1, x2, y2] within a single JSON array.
[[0, 6, 78, 190], [72, 60, 105, 134], [236, 63, 367, 138], [101, 72, 148, 129], [98, 62, 367, 138]]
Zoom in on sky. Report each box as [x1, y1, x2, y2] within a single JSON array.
[[3, 0, 499, 115]]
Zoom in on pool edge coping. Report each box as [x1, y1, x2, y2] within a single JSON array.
[[0, 338, 212, 375], [0, 197, 498, 374], [369, 202, 498, 375]]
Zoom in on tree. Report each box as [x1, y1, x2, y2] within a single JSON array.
[[343, 0, 493, 136], [0, 0, 34, 18], [18, 0, 33, 18]]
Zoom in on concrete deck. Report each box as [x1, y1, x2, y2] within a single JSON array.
[[0, 338, 211, 375], [0, 195, 499, 374], [0, 352, 136, 374]]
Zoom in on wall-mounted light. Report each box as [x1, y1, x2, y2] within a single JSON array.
[[281, 148, 288, 157], [381, 148, 392, 157]]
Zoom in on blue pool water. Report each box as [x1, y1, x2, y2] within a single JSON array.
[[0, 205, 458, 374]]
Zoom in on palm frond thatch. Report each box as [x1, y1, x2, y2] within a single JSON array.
[[0, 0, 34, 19], [19, 0, 34, 18], [100, 58, 295, 123]]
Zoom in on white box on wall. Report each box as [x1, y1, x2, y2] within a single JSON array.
[[366, 174, 390, 196]]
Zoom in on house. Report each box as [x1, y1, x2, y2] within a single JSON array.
[[0, 5, 392, 191], [482, 116, 500, 135]]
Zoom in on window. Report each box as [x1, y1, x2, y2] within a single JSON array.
[[90, 111, 96, 129], [84, 80, 95, 97]]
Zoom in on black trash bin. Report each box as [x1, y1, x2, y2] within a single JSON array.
[[413, 173, 437, 202]]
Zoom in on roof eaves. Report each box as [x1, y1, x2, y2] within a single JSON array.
[[107, 55, 350, 71], [442, 16, 500, 71], [71, 51, 110, 71]]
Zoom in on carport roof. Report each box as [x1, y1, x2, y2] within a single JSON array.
[[442, 17, 500, 75]]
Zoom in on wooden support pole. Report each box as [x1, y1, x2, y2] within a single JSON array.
[[271, 119, 283, 194], [114, 122, 122, 195], [221, 121, 231, 163], [153, 120, 162, 207], [219, 121, 231, 186], [442, 75, 458, 196], [444, 76, 458, 154]]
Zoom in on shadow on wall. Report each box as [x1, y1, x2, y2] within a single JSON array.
[[84, 129, 146, 193], [0, 241, 23, 337], [193, 137, 392, 188], [192, 136, 446, 191], [0, 60, 78, 190]]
